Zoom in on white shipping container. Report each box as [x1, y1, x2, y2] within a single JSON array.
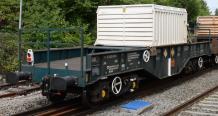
[[95, 4, 188, 47]]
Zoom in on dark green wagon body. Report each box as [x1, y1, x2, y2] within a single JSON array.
[[22, 41, 214, 87]]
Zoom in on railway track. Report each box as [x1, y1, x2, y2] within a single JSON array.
[[14, 67, 217, 116], [0, 80, 41, 99], [0, 80, 28, 89], [0, 85, 40, 99], [13, 97, 84, 116], [163, 85, 218, 116]]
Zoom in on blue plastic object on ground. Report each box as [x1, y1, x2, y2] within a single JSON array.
[[121, 100, 152, 110]]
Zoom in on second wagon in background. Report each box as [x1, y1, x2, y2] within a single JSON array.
[[196, 16, 218, 41]]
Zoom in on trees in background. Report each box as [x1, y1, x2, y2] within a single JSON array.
[[167, 0, 210, 22], [0, 33, 18, 73], [0, 1, 19, 73], [62, 0, 210, 37], [0, 0, 19, 32], [0, 0, 211, 37]]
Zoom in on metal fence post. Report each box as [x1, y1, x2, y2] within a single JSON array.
[[18, 0, 23, 72], [18, 29, 22, 71], [80, 27, 84, 86], [47, 30, 51, 75]]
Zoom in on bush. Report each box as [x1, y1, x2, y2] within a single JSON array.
[[0, 32, 18, 73]]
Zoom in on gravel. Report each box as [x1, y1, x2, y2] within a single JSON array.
[[0, 91, 48, 116], [0, 84, 79, 115], [178, 91, 218, 115], [90, 68, 218, 116], [0, 84, 48, 116]]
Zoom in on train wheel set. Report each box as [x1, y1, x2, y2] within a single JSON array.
[[85, 74, 139, 103]]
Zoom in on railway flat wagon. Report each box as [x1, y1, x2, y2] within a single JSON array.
[[6, 4, 218, 103]]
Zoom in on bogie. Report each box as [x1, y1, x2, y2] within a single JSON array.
[[85, 74, 139, 103], [47, 92, 66, 103], [182, 56, 213, 75]]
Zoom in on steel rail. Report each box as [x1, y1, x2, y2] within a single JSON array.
[[13, 97, 81, 116], [0, 85, 40, 99], [36, 103, 82, 116], [0, 80, 28, 89], [162, 85, 218, 116]]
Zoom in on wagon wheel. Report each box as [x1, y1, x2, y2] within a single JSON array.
[[111, 76, 122, 95], [214, 55, 218, 64], [143, 50, 150, 63], [198, 57, 203, 69]]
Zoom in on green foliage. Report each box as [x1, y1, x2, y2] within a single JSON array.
[[22, 0, 73, 48], [1, 0, 211, 44], [0, 1, 19, 72], [23, 0, 68, 29], [0, 0, 19, 31], [0, 32, 18, 73], [62, 0, 210, 39], [175, 0, 209, 22]]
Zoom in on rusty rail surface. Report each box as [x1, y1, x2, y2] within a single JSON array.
[[36, 104, 83, 116]]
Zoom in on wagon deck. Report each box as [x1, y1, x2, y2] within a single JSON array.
[[35, 57, 86, 71]]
